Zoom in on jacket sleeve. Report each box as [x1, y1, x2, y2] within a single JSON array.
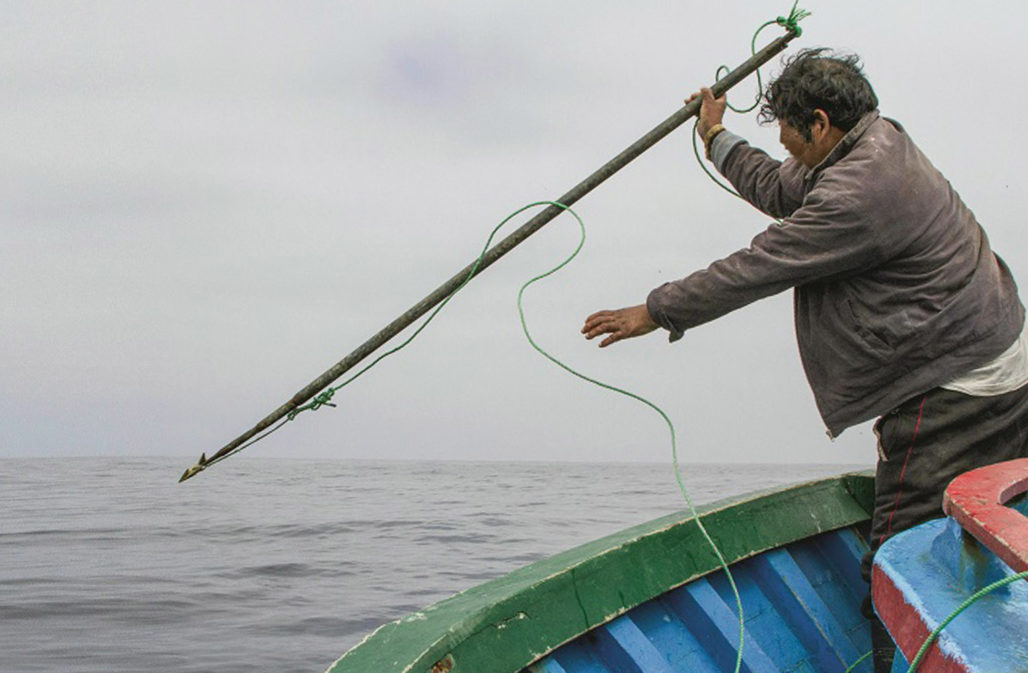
[[647, 177, 891, 341], [709, 131, 807, 220]]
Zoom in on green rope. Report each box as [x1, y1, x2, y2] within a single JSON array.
[[313, 7, 1010, 671], [513, 202, 748, 673], [716, 19, 778, 116], [904, 569, 1028, 672], [201, 9, 818, 662]]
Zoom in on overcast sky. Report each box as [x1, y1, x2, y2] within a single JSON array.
[[4, 1, 1027, 470]]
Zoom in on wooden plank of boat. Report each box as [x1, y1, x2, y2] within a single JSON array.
[[873, 459, 1028, 673], [325, 473, 874, 673]]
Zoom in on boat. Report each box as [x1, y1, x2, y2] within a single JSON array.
[[325, 458, 1028, 673]]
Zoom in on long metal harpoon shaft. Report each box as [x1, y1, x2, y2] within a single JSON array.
[[179, 26, 800, 482]]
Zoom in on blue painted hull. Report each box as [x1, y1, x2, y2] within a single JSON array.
[[526, 525, 873, 673]]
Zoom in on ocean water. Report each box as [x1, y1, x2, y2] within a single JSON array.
[[1, 458, 867, 673]]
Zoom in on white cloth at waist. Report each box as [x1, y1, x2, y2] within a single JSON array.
[[942, 322, 1028, 396]]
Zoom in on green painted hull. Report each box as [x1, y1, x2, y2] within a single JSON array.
[[326, 473, 874, 673]]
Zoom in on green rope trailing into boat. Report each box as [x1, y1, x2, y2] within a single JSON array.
[[513, 202, 748, 673]]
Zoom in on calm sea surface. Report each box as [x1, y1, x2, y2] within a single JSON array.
[[1, 458, 867, 673]]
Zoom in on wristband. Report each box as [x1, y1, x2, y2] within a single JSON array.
[[703, 123, 726, 159]]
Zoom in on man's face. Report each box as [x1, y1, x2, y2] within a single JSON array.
[[779, 111, 845, 169], [779, 120, 819, 168]]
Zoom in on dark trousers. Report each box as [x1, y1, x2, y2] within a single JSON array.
[[860, 384, 1028, 672]]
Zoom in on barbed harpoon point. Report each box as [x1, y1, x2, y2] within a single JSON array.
[[178, 453, 207, 483]]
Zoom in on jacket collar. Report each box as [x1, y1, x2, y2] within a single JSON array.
[[805, 110, 881, 180]]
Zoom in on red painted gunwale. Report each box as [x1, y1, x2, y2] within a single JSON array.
[[942, 457, 1028, 573]]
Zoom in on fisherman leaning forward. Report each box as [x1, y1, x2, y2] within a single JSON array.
[[581, 48, 1028, 673]]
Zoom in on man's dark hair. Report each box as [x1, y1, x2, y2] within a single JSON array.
[[759, 48, 878, 141]]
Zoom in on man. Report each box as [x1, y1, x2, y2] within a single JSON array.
[[581, 49, 1028, 671]]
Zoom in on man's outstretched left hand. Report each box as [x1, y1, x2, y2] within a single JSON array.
[[582, 304, 658, 348]]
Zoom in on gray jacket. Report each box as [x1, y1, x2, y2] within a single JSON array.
[[646, 111, 1024, 436]]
